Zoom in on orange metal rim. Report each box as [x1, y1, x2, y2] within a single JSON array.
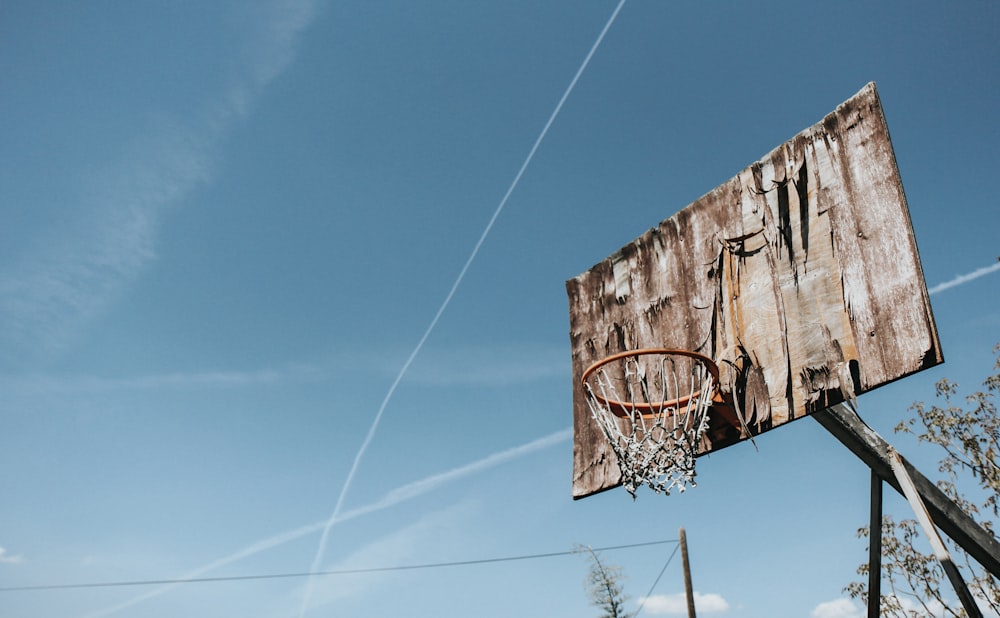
[[580, 348, 721, 418]]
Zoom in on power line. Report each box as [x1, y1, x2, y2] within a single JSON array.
[[1, 539, 675, 593], [634, 542, 680, 616]]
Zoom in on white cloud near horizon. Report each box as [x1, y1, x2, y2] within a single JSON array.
[[928, 260, 1000, 295], [811, 598, 864, 618], [0, 547, 24, 565], [809, 596, 988, 618], [0, 0, 320, 367], [640, 592, 730, 614], [80, 428, 570, 617]]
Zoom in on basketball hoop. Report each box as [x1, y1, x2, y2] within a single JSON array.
[[581, 349, 721, 497]]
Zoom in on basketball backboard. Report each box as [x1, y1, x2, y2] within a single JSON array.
[[567, 83, 942, 499]]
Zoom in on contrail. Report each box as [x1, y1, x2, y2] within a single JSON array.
[[80, 429, 570, 617], [928, 260, 1000, 296], [81, 521, 325, 618], [297, 2, 628, 617]]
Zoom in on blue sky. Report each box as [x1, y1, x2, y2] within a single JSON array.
[[2, 2, 999, 617]]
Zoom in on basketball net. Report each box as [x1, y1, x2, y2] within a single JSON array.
[[583, 353, 715, 497]]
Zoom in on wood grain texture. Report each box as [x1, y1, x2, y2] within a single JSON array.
[[568, 83, 942, 498]]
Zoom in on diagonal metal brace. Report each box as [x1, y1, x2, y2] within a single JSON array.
[[813, 403, 1000, 579], [889, 448, 983, 617]]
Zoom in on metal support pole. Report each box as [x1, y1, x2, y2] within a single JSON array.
[[813, 404, 1000, 578], [889, 449, 983, 618], [868, 470, 882, 618], [679, 527, 696, 618]]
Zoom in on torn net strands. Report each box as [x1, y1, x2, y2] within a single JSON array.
[[584, 354, 715, 497]]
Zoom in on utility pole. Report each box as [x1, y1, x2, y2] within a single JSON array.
[[679, 527, 696, 618]]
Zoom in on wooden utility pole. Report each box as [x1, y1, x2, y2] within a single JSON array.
[[679, 527, 696, 618]]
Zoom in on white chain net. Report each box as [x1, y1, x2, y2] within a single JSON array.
[[583, 354, 715, 498]]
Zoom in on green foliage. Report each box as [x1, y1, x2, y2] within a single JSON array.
[[577, 545, 636, 618], [846, 344, 1000, 616]]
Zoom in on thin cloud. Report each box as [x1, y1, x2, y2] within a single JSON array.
[[2, 340, 564, 395], [928, 260, 1000, 295], [5, 366, 314, 395], [221, 0, 320, 122], [0, 0, 319, 367], [639, 592, 730, 614], [357, 428, 571, 511], [0, 126, 210, 363], [402, 343, 568, 386], [0, 547, 24, 565], [249, 0, 320, 89], [80, 428, 570, 617], [293, 503, 476, 613]]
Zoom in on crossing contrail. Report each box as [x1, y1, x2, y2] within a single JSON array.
[[296, 2, 628, 616], [80, 429, 570, 617]]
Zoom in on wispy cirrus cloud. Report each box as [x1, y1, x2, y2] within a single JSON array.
[[0, 126, 213, 364], [0, 0, 321, 367], [3, 365, 317, 396], [2, 339, 563, 396]]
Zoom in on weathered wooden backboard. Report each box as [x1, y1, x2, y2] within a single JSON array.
[[567, 83, 942, 499]]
